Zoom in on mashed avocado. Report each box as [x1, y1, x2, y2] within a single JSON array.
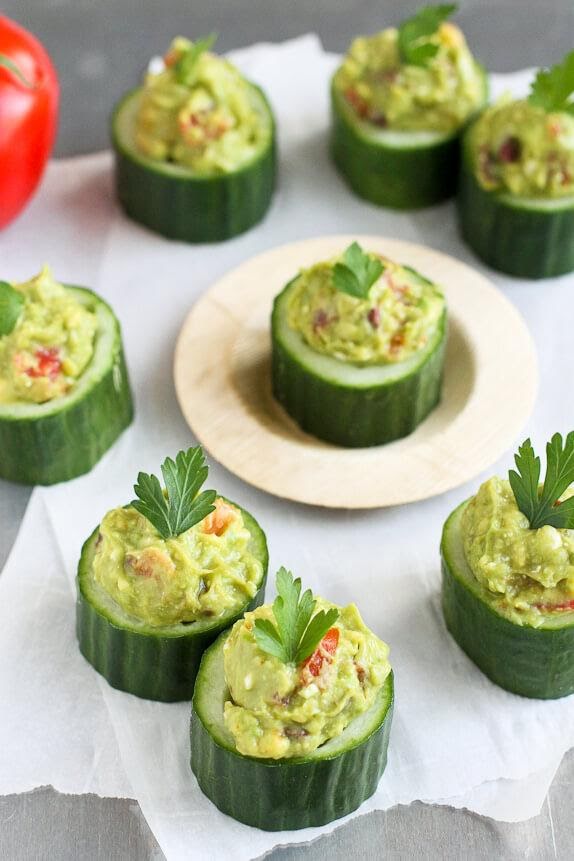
[[470, 98, 574, 197], [0, 266, 97, 405], [223, 601, 390, 759], [335, 22, 484, 133], [134, 37, 270, 174], [286, 253, 445, 365], [461, 476, 574, 626], [92, 498, 262, 626]]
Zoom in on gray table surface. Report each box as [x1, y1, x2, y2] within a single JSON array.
[[1, 1, 574, 858]]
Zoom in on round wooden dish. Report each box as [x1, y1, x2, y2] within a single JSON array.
[[174, 235, 538, 509]]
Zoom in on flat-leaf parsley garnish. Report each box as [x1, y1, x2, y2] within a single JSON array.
[[528, 51, 574, 116], [254, 568, 339, 665], [398, 4, 457, 67], [509, 432, 574, 529], [132, 446, 217, 539], [0, 281, 24, 337], [175, 33, 218, 85], [333, 242, 384, 300]]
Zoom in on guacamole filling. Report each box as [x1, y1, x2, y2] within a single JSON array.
[[461, 477, 574, 627], [470, 98, 574, 197], [223, 601, 390, 759], [92, 498, 262, 627], [334, 23, 484, 133], [134, 37, 270, 174], [0, 266, 97, 405], [286, 253, 445, 365]]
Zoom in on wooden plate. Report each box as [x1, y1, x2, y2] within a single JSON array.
[[174, 236, 537, 509]]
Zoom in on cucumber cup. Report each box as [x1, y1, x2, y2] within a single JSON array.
[[111, 37, 276, 243], [190, 569, 394, 830], [191, 633, 394, 830], [271, 245, 447, 448], [0, 281, 133, 486], [442, 502, 574, 699]]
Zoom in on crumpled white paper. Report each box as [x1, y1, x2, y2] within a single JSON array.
[[1, 34, 574, 861]]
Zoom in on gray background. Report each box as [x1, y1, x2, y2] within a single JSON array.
[[1, 0, 574, 858]]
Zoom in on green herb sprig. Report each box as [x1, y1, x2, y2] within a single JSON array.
[[398, 4, 457, 67], [528, 50, 574, 115], [254, 568, 339, 665], [333, 242, 384, 300], [0, 281, 24, 337], [132, 446, 216, 539], [175, 33, 217, 84], [509, 433, 574, 529]]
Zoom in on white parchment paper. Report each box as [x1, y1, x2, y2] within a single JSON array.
[[1, 35, 574, 860]]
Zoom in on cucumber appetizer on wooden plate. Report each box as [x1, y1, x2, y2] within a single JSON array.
[[174, 235, 537, 508], [0, 267, 133, 485], [331, 4, 487, 209], [77, 446, 268, 701], [112, 35, 276, 242], [458, 51, 574, 278], [442, 432, 574, 699], [191, 568, 393, 829], [271, 241, 447, 447]]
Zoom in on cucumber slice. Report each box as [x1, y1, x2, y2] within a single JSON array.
[[0, 286, 133, 486], [190, 631, 394, 830], [76, 504, 268, 702], [441, 501, 574, 699], [330, 68, 487, 210], [111, 87, 276, 243], [457, 129, 574, 279], [271, 278, 446, 448]]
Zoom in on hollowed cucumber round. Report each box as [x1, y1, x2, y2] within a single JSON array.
[[76, 504, 268, 702], [190, 631, 394, 830], [111, 86, 276, 243], [441, 501, 574, 699], [0, 286, 133, 486]]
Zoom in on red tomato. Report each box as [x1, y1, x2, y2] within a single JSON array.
[[302, 627, 339, 679], [0, 15, 59, 229]]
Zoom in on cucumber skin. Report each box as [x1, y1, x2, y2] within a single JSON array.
[[441, 504, 574, 699], [0, 294, 133, 486], [77, 512, 268, 703], [272, 303, 446, 448], [112, 88, 276, 243], [457, 141, 574, 279], [190, 668, 394, 831]]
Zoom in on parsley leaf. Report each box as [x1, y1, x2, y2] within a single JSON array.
[[333, 242, 384, 300], [254, 568, 339, 665], [132, 446, 216, 539], [398, 4, 457, 67], [0, 281, 24, 336], [528, 51, 574, 116], [175, 33, 217, 85], [508, 433, 574, 529]]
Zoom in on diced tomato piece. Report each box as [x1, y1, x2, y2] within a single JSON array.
[[202, 499, 236, 536], [301, 627, 339, 679], [498, 137, 521, 163], [534, 598, 574, 612], [368, 307, 380, 328], [25, 347, 61, 379]]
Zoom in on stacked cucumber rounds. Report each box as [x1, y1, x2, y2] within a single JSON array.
[[112, 36, 276, 243], [190, 569, 394, 829], [76, 448, 268, 702], [442, 434, 574, 699], [458, 56, 574, 279], [0, 269, 133, 486], [272, 242, 447, 448], [331, 8, 487, 209]]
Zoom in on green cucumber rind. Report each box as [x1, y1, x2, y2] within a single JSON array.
[[457, 128, 574, 279], [0, 286, 133, 486], [441, 501, 574, 699], [111, 86, 276, 243], [190, 632, 394, 830], [76, 503, 269, 702], [271, 284, 447, 448], [330, 67, 488, 210]]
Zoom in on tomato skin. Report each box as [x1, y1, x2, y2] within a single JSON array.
[[0, 15, 59, 229], [302, 627, 340, 680]]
